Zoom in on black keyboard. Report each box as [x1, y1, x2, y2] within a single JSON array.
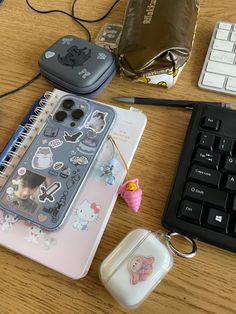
[[162, 104, 236, 252]]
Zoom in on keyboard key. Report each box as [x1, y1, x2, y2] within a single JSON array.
[[198, 132, 215, 150], [178, 200, 203, 224], [224, 156, 236, 174], [189, 165, 222, 188], [201, 117, 220, 131], [193, 148, 221, 169], [219, 22, 232, 30], [217, 137, 233, 154], [202, 72, 225, 89], [231, 197, 236, 212], [231, 31, 236, 42], [225, 174, 236, 192], [207, 208, 230, 233], [183, 182, 228, 209], [216, 29, 229, 40], [207, 61, 236, 77], [226, 77, 236, 92], [230, 218, 236, 236], [210, 50, 235, 64], [213, 39, 234, 52]]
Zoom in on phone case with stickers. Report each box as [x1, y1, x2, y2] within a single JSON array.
[[0, 95, 116, 230]]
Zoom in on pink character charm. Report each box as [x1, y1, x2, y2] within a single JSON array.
[[118, 178, 142, 212], [128, 255, 155, 285]]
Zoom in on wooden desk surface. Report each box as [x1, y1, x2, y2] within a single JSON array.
[[1, 1, 236, 313]]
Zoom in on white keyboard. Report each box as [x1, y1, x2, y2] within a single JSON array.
[[198, 21, 236, 96]]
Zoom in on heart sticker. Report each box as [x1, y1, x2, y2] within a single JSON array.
[[38, 214, 48, 222], [45, 51, 55, 59]]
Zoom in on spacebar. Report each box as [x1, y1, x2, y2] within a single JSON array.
[[183, 182, 228, 209]]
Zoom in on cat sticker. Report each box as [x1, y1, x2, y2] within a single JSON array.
[[32, 147, 53, 170], [85, 110, 107, 133], [73, 199, 100, 230]]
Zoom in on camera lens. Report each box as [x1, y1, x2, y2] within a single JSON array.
[[55, 111, 67, 122], [71, 109, 84, 120], [62, 99, 75, 110]]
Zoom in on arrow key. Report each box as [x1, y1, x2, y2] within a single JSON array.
[[225, 174, 236, 192]]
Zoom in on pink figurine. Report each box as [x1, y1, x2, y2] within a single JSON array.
[[118, 178, 142, 212]]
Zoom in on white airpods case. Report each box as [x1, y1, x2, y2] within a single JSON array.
[[99, 229, 173, 308]]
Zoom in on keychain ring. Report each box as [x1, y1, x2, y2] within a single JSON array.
[[165, 232, 197, 259]]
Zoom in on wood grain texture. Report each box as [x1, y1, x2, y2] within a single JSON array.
[[0, 1, 236, 313]]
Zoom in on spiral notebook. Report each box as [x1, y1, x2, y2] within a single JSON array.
[[0, 89, 147, 279]]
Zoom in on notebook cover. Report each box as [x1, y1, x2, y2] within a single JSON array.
[[0, 90, 147, 279]]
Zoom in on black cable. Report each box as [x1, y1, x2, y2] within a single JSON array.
[[71, 0, 121, 23], [0, 73, 41, 100], [25, 0, 122, 41], [71, 0, 91, 41]]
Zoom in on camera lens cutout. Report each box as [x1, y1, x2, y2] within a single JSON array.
[[62, 99, 75, 110], [55, 111, 67, 122], [71, 109, 84, 120]]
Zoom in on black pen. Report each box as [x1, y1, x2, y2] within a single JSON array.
[[112, 96, 231, 109]]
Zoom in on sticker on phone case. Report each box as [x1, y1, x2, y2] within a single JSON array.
[[77, 130, 98, 153], [44, 127, 59, 137], [2, 170, 47, 215], [18, 167, 26, 176], [38, 182, 62, 203], [53, 162, 64, 170], [63, 130, 83, 143], [66, 172, 81, 189], [49, 139, 63, 149], [43, 190, 68, 223], [128, 256, 155, 285], [60, 166, 71, 178], [85, 110, 107, 133], [38, 213, 48, 222], [72, 199, 100, 231], [69, 155, 88, 166], [48, 169, 59, 177], [32, 147, 53, 170]]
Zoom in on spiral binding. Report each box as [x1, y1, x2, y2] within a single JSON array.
[[0, 171, 8, 178], [0, 90, 57, 178], [8, 151, 22, 159], [1, 161, 15, 168]]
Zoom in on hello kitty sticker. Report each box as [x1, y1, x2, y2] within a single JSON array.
[[128, 255, 155, 285], [85, 110, 107, 133], [32, 147, 53, 170], [73, 199, 100, 231]]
